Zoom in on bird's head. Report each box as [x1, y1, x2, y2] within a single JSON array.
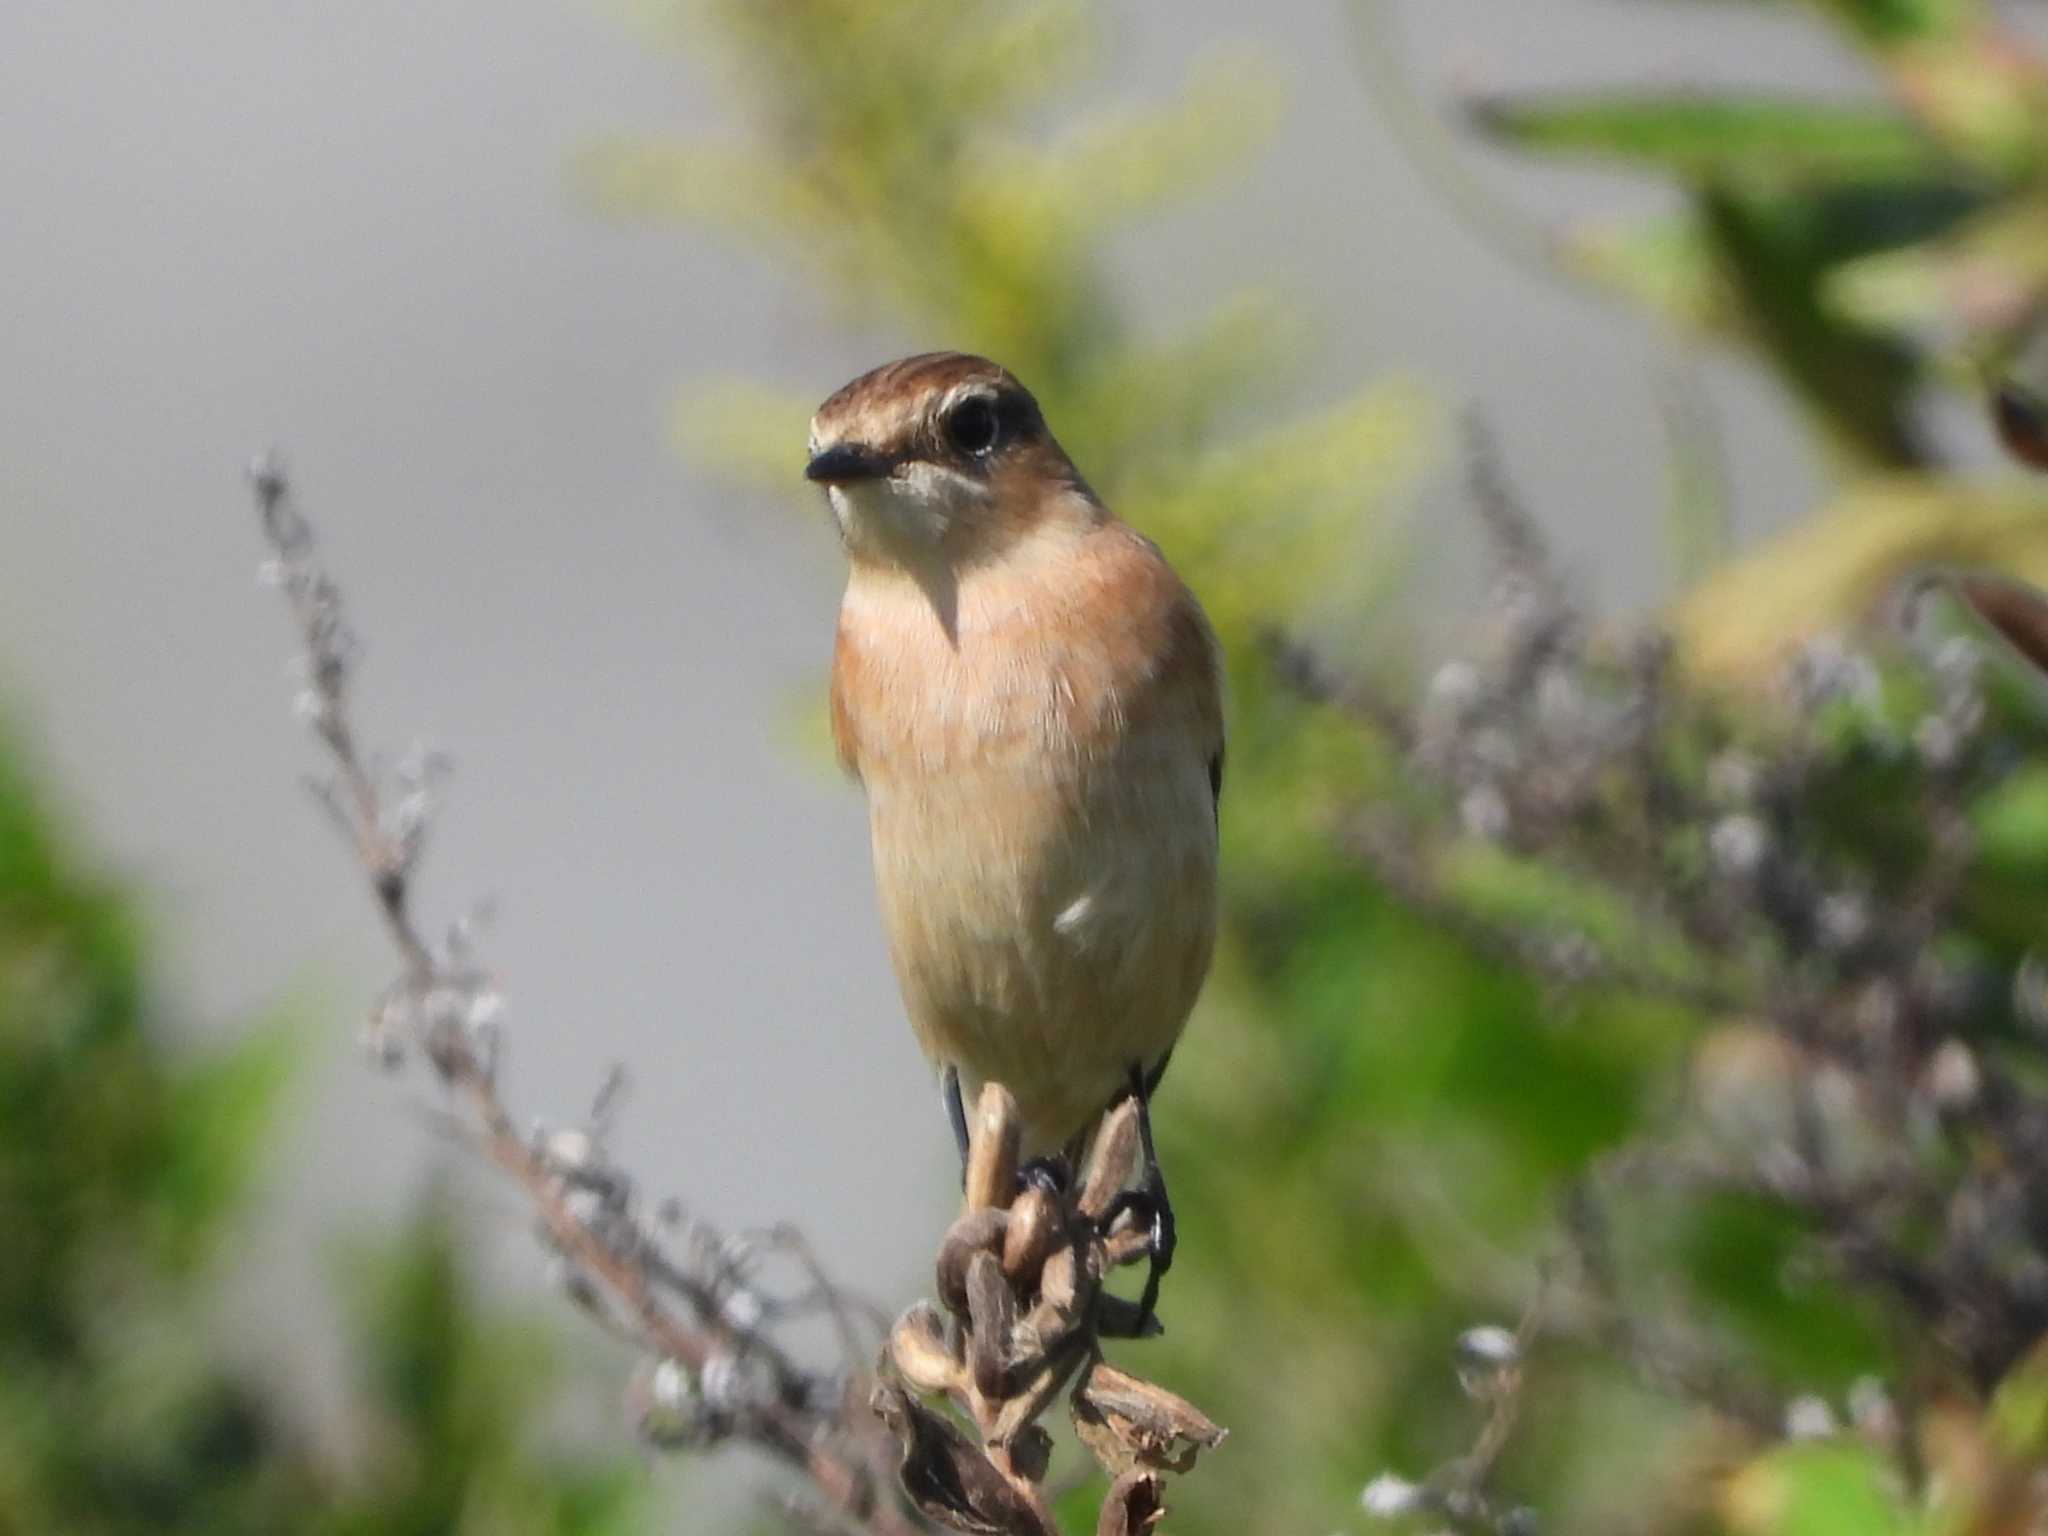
[[805, 353, 1093, 571]]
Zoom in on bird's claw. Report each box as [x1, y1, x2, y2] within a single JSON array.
[[1017, 1153, 1072, 1201], [1095, 1185, 1174, 1338]]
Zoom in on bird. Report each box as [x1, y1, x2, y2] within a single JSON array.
[[808, 352, 1223, 1321]]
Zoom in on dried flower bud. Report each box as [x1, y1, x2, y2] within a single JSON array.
[[888, 1302, 961, 1395], [1361, 1473, 1423, 1519], [628, 1356, 720, 1450], [1026, 1240, 1101, 1342], [546, 1128, 594, 1171], [1706, 751, 1761, 805], [1455, 1323, 1520, 1399], [1847, 1376, 1896, 1441], [1455, 1325, 1520, 1369], [1071, 1361, 1226, 1477], [363, 990, 412, 1070], [1815, 892, 1870, 953], [1468, 726, 1521, 778], [1097, 1469, 1164, 1536], [1428, 660, 1483, 715], [1709, 814, 1769, 879], [700, 1347, 772, 1421], [1913, 715, 1959, 771], [651, 1357, 688, 1410], [1002, 1185, 1060, 1288], [1922, 1039, 1981, 1113], [871, 1382, 1054, 1535], [1460, 783, 1511, 842], [1786, 634, 1878, 712], [563, 1186, 607, 1228], [936, 1207, 1009, 1317], [719, 1286, 765, 1332], [965, 1251, 1017, 1400], [1783, 1394, 1836, 1440], [964, 1082, 1021, 1212], [1077, 1100, 1142, 1219]]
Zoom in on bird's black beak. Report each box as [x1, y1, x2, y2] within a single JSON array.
[[805, 443, 893, 484]]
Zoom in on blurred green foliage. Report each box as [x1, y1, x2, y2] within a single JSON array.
[[584, 2, 2048, 1534], [0, 725, 644, 1535], [1461, 0, 2048, 679]]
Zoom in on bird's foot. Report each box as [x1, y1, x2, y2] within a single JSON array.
[[1016, 1153, 1072, 1201], [1092, 1060, 1175, 1337], [1095, 1183, 1175, 1338]]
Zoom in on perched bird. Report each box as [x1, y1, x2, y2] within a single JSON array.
[[809, 352, 1222, 1313]]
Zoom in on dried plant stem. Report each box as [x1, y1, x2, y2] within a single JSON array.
[[249, 457, 924, 1536]]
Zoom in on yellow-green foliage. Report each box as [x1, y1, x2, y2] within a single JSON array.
[[580, 0, 1434, 658], [1466, 0, 2048, 680]]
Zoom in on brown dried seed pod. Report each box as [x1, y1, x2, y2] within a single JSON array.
[[887, 1301, 961, 1395], [989, 1335, 1091, 1447], [1008, 1424, 1054, 1486], [1071, 1360, 1226, 1476], [870, 1383, 1059, 1536], [1101, 1218, 1153, 1271], [1001, 1185, 1060, 1289], [965, 1251, 1017, 1401], [1093, 1293, 1164, 1340], [1026, 1237, 1103, 1344], [965, 1082, 1022, 1212], [1077, 1100, 1142, 1221], [1035, 1245, 1080, 1318], [936, 1205, 1009, 1316], [1096, 1469, 1166, 1536]]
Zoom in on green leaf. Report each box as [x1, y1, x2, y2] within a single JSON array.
[[1987, 1338, 2048, 1458], [154, 1013, 301, 1266], [1699, 180, 1963, 469], [1675, 479, 2048, 685], [1723, 1441, 1910, 1536], [1557, 214, 1738, 333], [1471, 92, 1941, 183], [1816, 0, 1979, 49], [1827, 201, 2048, 338]]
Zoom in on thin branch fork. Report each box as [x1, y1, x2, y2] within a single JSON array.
[[249, 458, 922, 1536]]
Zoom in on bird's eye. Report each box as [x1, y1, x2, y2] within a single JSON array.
[[944, 396, 1002, 457]]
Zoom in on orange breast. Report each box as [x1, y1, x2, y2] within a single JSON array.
[[831, 521, 1223, 1150]]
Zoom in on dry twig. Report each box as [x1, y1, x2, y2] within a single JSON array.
[[875, 1084, 1225, 1535], [249, 456, 922, 1535]]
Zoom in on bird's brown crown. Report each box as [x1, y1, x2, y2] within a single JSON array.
[[807, 352, 1037, 468], [806, 352, 1097, 569]]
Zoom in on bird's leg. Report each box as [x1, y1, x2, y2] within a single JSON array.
[[943, 1065, 970, 1185], [1096, 1061, 1174, 1337]]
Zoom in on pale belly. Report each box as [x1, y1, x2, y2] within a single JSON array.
[[865, 725, 1217, 1152]]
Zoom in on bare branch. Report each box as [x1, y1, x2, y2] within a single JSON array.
[[248, 456, 924, 1536]]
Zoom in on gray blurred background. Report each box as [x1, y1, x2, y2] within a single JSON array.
[[0, 0, 1908, 1463]]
